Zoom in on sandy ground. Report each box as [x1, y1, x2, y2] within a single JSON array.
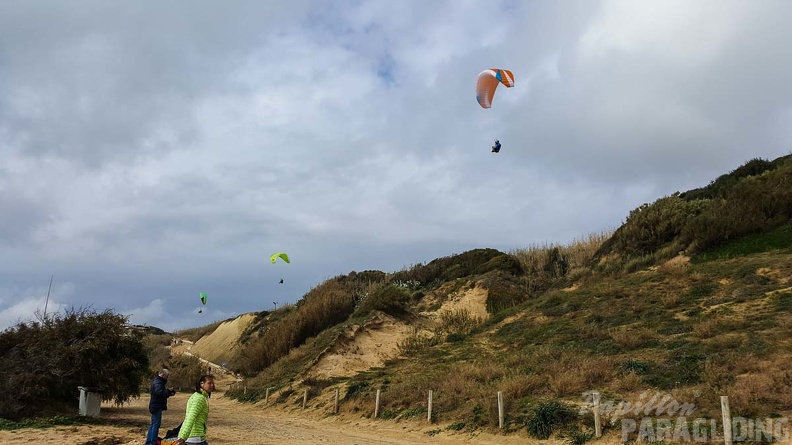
[[0, 378, 557, 445], [188, 314, 257, 365]]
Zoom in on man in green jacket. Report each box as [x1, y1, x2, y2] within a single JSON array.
[[175, 375, 215, 445]]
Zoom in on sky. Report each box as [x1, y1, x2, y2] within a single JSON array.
[[1, 0, 791, 332]]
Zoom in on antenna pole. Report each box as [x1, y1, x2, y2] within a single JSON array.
[[43, 275, 53, 319]]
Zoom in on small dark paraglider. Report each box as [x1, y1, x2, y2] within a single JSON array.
[[279, 278, 284, 284], [198, 292, 207, 314], [491, 139, 501, 153]]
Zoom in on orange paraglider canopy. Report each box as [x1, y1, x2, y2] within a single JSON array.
[[476, 69, 514, 109]]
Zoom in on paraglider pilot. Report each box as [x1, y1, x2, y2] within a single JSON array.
[[491, 139, 501, 153]]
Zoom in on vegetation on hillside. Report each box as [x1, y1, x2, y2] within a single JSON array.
[[219, 154, 792, 440], [0, 308, 149, 420], [595, 154, 792, 268]]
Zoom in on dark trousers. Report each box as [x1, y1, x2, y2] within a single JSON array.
[[145, 409, 163, 445]]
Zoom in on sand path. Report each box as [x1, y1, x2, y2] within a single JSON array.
[[0, 377, 554, 445]]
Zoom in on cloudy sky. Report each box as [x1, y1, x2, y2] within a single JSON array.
[[1, 1, 790, 331]]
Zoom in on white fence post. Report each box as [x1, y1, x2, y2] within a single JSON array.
[[374, 389, 381, 418], [497, 391, 504, 429], [721, 396, 733, 445], [334, 388, 340, 414], [427, 390, 433, 423], [593, 391, 602, 438], [302, 388, 308, 409]]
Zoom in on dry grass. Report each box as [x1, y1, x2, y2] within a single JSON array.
[[237, 280, 357, 375], [498, 373, 551, 399], [607, 326, 657, 350], [691, 315, 744, 338], [775, 313, 792, 330], [437, 308, 483, 334], [657, 255, 692, 275], [724, 369, 792, 417], [612, 371, 644, 393], [697, 352, 792, 419], [397, 327, 440, 355], [546, 355, 619, 398], [511, 231, 611, 274], [659, 292, 682, 308]]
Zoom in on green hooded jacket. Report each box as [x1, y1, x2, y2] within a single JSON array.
[[178, 389, 209, 440]]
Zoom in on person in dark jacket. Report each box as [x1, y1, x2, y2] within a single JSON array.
[[145, 369, 176, 445], [491, 139, 501, 153]]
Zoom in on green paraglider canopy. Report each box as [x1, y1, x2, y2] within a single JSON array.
[[199, 292, 207, 305], [270, 252, 290, 264]]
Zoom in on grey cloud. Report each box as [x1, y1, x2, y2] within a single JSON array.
[[2, 1, 791, 331]]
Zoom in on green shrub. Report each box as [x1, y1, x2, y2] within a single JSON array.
[[597, 155, 792, 262], [476, 254, 524, 276], [682, 160, 792, 252], [354, 285, 411, 317], [620, 359, 650, 376], [687, 282, 718, 299], [481, 273, 528, 314], [446, 332, 466, 342], [446, 421, 466, 431], [563, 428, 596, 445], [391, 248, 507, 286], [165, 355, 205, 390], [344, 381, 370, 399], [525, 400, 578, 439], [0, 308, 149, 420], [596, 195, 705, 259], [693, 224, 792, 262]]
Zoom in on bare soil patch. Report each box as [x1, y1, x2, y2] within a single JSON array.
[[188, 313, 257, 365]]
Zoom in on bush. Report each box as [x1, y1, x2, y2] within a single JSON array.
[[596, 154, 792, 263], [354, 285, 411, 318], [165, 355, 206, 391], [0, 308, 149, 420], [480, 273, 528, 313], [596, 195, 705, 259], [525, 400, 578, 439], [475, 254, 524, 276], [620, 359, 650, 376], [563, 428, 596, 445], [391, 248, 508, 286], [682, 162, 792, 252], [142, 334, 172, 373], [681, 157, 778, 201]]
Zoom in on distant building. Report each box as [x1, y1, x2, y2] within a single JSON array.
[[125, 324, 168, 336]]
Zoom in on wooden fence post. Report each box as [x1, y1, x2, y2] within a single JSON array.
[[334, 388, 340, 414], [265, 387, 270, 403], [721, 396, 733, 445], [302, 388, 308, 409], [427, 390, 433, 423], [497, 391, 504, 429], [593, 391, 602, 438], [374, 389, 381, 418]]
